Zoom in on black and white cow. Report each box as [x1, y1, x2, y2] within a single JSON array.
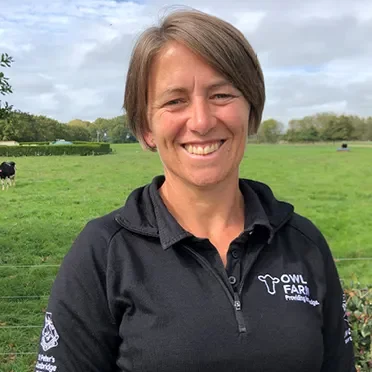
[[0, 161, 16, 190]]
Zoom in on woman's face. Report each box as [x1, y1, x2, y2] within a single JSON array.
[[145, 41, 250, 188]]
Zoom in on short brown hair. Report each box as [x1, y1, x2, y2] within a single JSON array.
[[123, 9, 265, 150]]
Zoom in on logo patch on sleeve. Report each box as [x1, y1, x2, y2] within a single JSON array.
[[41, 312, 60, 351], [342, 293, 353, 344]]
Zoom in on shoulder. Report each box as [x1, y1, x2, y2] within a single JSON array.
[[63, 177, 159, 268], [61, 208, 126, 273], [83, 207, 125, 241], [287, 212, 332, 258]]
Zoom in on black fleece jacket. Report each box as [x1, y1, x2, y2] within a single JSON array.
[[34, 176, 355, 372]]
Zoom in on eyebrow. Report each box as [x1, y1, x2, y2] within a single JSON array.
[[208, 80, 234, 90], [158, 79, 234, 99]]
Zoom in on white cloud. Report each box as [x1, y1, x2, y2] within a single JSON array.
[[233, 11, 266, 34], [65, 88, 104, 109], [24, 92, 59, 112], [0, 0, 371, 125]]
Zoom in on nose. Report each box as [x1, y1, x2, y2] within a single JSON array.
[[187, 97, 217, 135]]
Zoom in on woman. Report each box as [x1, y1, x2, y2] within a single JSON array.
[[34, 9, 355, 372]]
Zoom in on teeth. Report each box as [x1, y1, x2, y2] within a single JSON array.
[[184, 142, 221, 155]]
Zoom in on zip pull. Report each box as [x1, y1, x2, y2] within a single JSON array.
[[234, 292, 247, 333], [234, 295, 241, 311]]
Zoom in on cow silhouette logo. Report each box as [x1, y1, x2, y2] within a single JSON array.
[[258, 274, 280, 295], [40, 312, 59, 352]]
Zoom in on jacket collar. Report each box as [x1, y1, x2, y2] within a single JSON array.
[[115, 175, 294, 250]]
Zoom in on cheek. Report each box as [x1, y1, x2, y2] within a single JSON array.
[[222, 110, 249, 133], [152, 112, 180, 150], [154, 113, 185, 142], [219, 101, 249, 130]]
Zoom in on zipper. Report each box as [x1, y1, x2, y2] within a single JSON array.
[[182, 245, 247, 334], [234, 292, 247, 332], [114, 195, 287, 333]]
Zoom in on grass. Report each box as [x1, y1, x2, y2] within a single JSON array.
[[0, 143, 371, 371]]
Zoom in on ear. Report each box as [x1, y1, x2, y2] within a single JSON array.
[[143, 130, 156, 149]]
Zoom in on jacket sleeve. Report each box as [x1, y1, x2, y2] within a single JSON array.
[[34, 221, 120, 372], [319, 235, 356, 372]]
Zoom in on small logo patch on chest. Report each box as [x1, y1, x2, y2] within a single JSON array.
[[258, 273, 319, 306]]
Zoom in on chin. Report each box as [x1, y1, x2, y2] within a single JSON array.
[[185, 171, 229, 188]]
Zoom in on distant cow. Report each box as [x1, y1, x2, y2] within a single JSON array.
[[0, 161, 16, 190]]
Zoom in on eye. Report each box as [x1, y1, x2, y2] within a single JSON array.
[[212, 93, 234, 100], [164, 98, 185, 106]]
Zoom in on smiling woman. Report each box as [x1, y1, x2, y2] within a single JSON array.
[[143, 41, 250, 190], [124, 9, 265, 152], [34, 8, 356, 372]]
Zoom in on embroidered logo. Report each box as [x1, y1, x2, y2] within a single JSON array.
[[258, 273, 320, 307], [258, 274, 280, 295], [342, 293, 352, 344], [40, 312, 59, 352]]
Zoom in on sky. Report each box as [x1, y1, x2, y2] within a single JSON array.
[[0, 0, 371, 125]]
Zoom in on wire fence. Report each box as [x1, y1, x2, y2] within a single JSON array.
[[334, 257, 372, 261], [0, 265, 60, 268], [1, 258, 371, 360], [1, 256, 371, 269], [0, 352, 37, 356]]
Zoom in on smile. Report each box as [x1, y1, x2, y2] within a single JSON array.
[[183, 141, 225, 156]]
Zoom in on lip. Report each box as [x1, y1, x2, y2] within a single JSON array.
[[181, 139, 226, 147], [181, 140, 226, 158]]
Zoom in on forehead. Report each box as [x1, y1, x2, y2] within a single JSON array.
[[148, 41, 227, 95]]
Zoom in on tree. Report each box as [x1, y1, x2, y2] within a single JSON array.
[[67, 119, 91, 128], [258, 119, 284, 143], [283, 112, 364, 142], [0, 53, 14, 120], [349, 115, 368, 140], [299, 126, 319, 143], [86, 115, 131, 142], [65, 125, 91, 141], [333, 115, 353, 141], [286, 113, 340, 142], [107, 115, 131, 143], [283, 128, 301, 143], [365, 117, 372, 141], [35, 115, 64, 141], [320, 115, 353, 142], [1, 111, 38, 142]]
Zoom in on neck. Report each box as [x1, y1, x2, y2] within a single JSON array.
[[159, 172, 245, 239]]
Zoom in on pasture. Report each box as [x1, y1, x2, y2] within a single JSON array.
[[1, 143, 371, 371]]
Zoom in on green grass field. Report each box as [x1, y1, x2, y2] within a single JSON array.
[[1, 143, 371, 371]]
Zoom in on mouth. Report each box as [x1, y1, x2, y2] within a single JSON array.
[[182, 140, 225, 156]]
